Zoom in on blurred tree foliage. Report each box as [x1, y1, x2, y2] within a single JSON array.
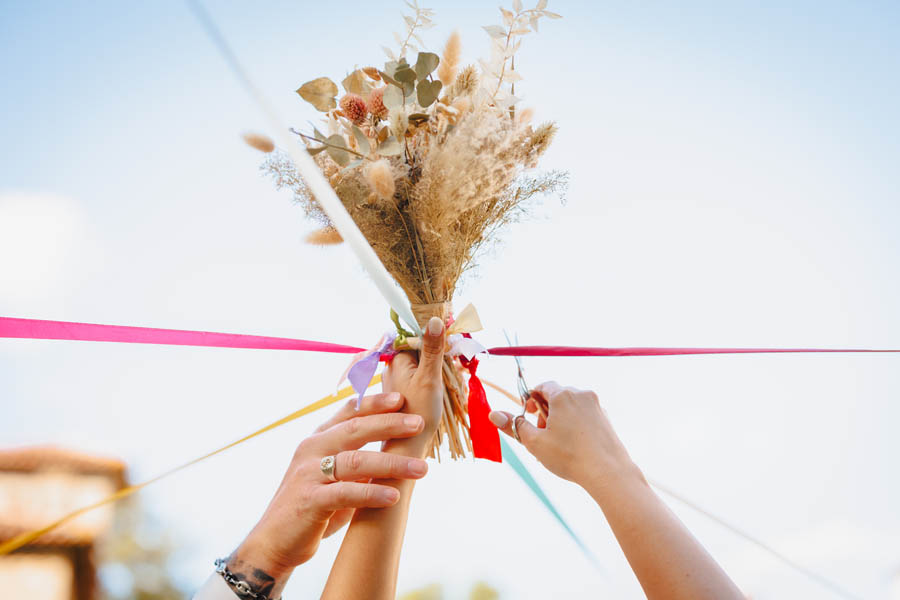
[[97, 498, 187, 600], [399, 581, 500, 600]]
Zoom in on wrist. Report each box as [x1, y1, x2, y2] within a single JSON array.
[[581, 457, 647, 507], [232, 531, 296, 584]]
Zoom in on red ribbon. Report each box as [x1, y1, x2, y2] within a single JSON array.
[[459, 355, 502, 462]]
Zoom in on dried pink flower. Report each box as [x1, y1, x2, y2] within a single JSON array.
[[339, 93, 367, 124], [367, 87, 389, 120]]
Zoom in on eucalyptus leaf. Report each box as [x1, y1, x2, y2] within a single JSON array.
[[394, 67, 417, 84], [351, 126, 371, 155], [379, 70, 402, 88], [414, 52, 440, 81], [296, 77, 338, 112], [394, 67, 417, 96], [325, 134, 350, 166], [307, 145, 327, 156], [342, 70, 373, 96], [382, 85, 403, 109], [341, 158, 364, 172], [377, 137, 403, 156], [383, 61, 400, 77], [416, 79, 442, 107]]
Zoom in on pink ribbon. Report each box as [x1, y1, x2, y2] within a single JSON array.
[[2, 317, 897, 357], [0, 316, 365, 354], [486, 346, 900, 357]]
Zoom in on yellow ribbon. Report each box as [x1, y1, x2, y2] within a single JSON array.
[[0, 375, 381, 556]]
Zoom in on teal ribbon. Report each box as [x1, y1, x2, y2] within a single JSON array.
[[500, 437, 600, 569]]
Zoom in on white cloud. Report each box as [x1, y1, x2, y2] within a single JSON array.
[[0, 191, 101, 312]]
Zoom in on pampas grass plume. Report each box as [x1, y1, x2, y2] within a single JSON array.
[[437, 31, 461, 86], [365, 158, 396, 201], [306, 226, 343, 245], [243, 132, 275, 153], [450, 65, 478, 98]]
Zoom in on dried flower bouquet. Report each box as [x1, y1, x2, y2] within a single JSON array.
[[256, 0, 567, 459]]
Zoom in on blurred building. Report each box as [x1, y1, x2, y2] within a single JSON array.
[[0, 446, 125, 600]]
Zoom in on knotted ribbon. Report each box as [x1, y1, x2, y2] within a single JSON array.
[[460, 352, 502, 462], [338, 332, 397, 407]]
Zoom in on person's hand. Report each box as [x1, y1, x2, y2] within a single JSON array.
[[381, 316, 446, 444], [488, 381, 639, 496], [228, 392, 429, 591]]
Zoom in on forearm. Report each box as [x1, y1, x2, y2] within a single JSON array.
[[586, 466, 743, 600], [320, 434, 431, 600]]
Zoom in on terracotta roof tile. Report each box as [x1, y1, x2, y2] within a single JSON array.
[[0, 446, 125, 478]]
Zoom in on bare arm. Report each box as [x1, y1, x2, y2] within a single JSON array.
[[199, 393, 428, 600], [490, 382, 744, 600], [321, 316, 446, 600]]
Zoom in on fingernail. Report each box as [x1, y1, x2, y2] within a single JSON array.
[[488, 411, 508, 427], [385, 392, 402, 406], [404, 415, 423, 428], [427, 316, 443, 336], [408, 459, 428, 477], [381, 488, 400, 503]]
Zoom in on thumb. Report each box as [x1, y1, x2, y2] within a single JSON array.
[[488, 411, 541, 450], [415, 316, 445, 384]]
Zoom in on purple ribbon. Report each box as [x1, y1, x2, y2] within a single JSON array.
[[344, 332, 397, 408]]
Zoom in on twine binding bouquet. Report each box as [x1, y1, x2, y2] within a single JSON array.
[[248, 0, 567, 460]]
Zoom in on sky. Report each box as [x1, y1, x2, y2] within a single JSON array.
[[1, 0, 899, 598]]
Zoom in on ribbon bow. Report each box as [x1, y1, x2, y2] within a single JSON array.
[[395, 303, 487, 359], [338, 332, 397, 408]]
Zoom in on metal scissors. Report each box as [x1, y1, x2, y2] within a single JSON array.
[[503, 331, 547, 441]]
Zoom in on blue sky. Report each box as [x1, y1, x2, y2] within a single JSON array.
[[2, 1, 899, 598]]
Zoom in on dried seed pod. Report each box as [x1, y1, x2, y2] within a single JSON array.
[[242, 132, 275, 153]]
